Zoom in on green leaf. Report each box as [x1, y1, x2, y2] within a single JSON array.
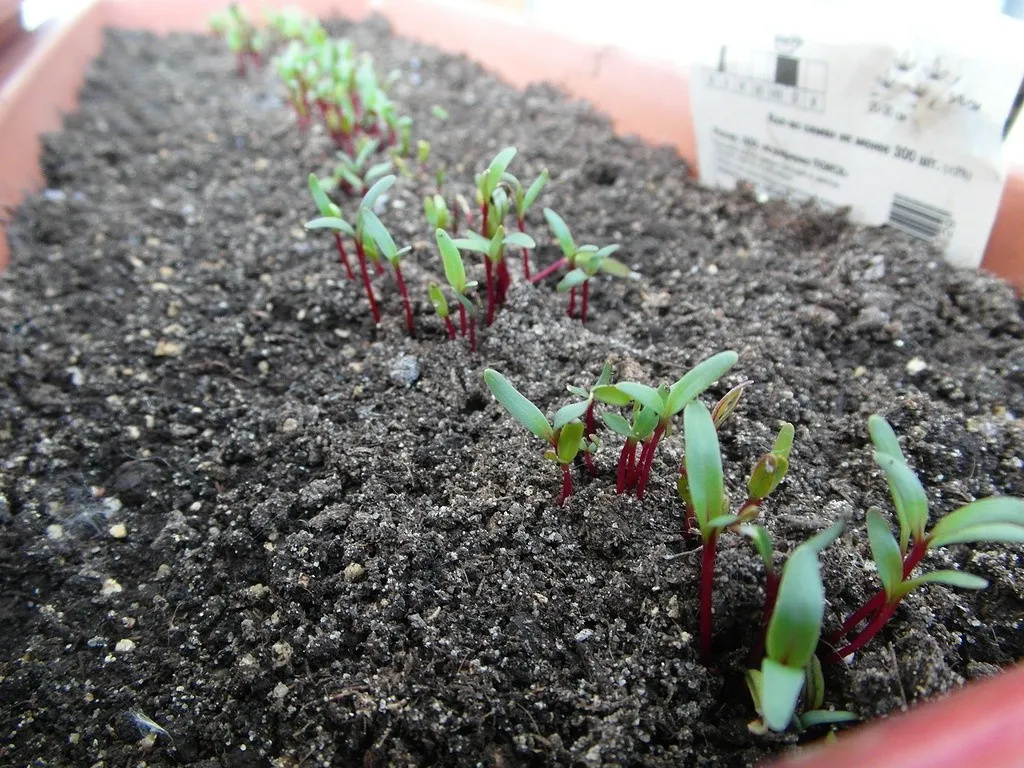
[[556, 421, 584, 464], [929, 497, 1024, 541], [772, 422, 795, 460], [796, 710, 859, 729], [566, 384, 589, 399], [739, 524, 774, 573], [553, 400, 591, 430], [436, 229, 467, 294], [453, 292, 476, 314], [760, 659, 806, 732], [601, 412, 633, 437], [305, 216, 354, 236], [308, 173, 335, 216], [595, 362, 613, 387], [634, 407, 660, 440], [365, 161, 394, 184], [868, 414, 905, 461], [427, 283, 449, 318], [484, 146, 517, 198], [615, 383, 664, 414], [866, 508, 903, 601], [488, 226, 505, 262], [360, 210, 399, 262], [684, 401, 725, 532], [664, 351, 740, 418], [598, 256, 631, 277], [746, 453, 789, 501], [354, 138, 379, 169], [543, 208, 576, 259], [706, 514, 740, 532], [431, 104, 448, 120], [592, 385, 633, 407], [556, 269, 590, 292], [595, 244, 621, 258], [452, 231, 491, 254], [765, 547, 825, 667], [929, 522, 1024, 548], [504, 232, 536, 249], [873, 451, 929, 550], [483, 369, 554, 443], [898, 570, 988, 599], [522, 169, 548, 212], [359, 174, 396, 211], [805, 654, 826, 710]]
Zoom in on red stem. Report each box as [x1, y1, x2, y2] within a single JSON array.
[[583, 452, 596, 477], [530, 257, 568, 283], [485, 257, 496, 327], [581, 281, 590, 324], [354, 238, 381, 325], [616, 438, 636, 494], [458, 304, 467, 337], [482, 202, 489, 239], [443, 316, 456, 340], [497, 258, 511, 305], [828, 602, 899, 663], [634, 425, 666, 500], [468, 315, 477, 352], [393, 263, 415, 337], [333, 234, 355, 281], [518, 218, 531, 279], [557, 463, 573, 506], [700, 532, 719, 662]]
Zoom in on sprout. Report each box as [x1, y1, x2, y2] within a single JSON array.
[[483, 369, 596, 506], [333, 138, 393, 196], [746, 521, 855, 733], [436, 229, 479, 351], [360, 208, 415, 337], [536, 208, 630, 323], [305, 173, 356, 281], [506, 168, 549, 278], [452, 226, 535, 326], [209, 3, 263, 77], [825, 415, 1024, 662]]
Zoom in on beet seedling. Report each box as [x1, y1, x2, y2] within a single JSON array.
[[453, 226, 536, 325], [825, 415, 1024, 663], [427, 283, 457, 339], [333, 138, 394, 197], [435, 229, 479, 351], [483, 369, 596, 506], [361, 210, 415, 337], [306, 173, 355, 281], [595, 350, 739, 500], [507, 169, 549, 278], [746, 520, 855, 733], [210, 4, 263, 77], [564, 362, 614, 476], [681, 400, 795, 660], [535, 209, 630, 321], [555, 244, 629, 324]]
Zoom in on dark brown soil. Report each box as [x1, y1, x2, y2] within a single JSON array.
[[2, 16, 1023, 768]]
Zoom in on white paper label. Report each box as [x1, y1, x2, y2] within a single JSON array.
[[689, 5, 1024, 268]]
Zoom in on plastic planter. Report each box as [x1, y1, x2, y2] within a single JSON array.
[[0, 2, 1022, 766]]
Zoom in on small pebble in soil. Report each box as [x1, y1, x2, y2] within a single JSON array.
[[389, 355, 420, 387], [343, 563, 367, 583], [906, 357, 928, 374], [574, 628, 595, 643], [46, 524, 64, 540], [280, 418, 300, 434], [109, 523, 128, 539], [153, 339, 184, 357], [100, 578, 123, 597], [115, 639, 136, 654]]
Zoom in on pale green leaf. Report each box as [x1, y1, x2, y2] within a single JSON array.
[[308, 173, 335, 216], [359, 174, 396, 211], [898, 569, 988, 599], [760, 659, 806, 733], [543, 208, 576, 258], [929, 522, 1024, 549], [929, 497, 1024, 541], [553, 400, 591, 430], [796, 710, 859, 729], [483, 369, 553, 443], [592, 385, 633, 407], [522, 169, 548, 211], [360, 210, 399, 261], [739, 524, 774, 572], [485, 146, 517, 198], [616, 383, 664, 414], [874, 451, 929, 546], [556, 421, 584, 464], [556, 269, 590, 292], [436, 229, 467, 294], [599, 256, 631, 277], [601, 412, 633, 437], [866, 508, 903, 600], [305, 216, 354, 236], [665, 351, 740, 418], [504, 232, 536, 249], [868, 414, 905, 461], [684, 400, 725, 532]]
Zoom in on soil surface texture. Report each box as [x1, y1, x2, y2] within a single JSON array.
[[2, 17, 1023, 768]]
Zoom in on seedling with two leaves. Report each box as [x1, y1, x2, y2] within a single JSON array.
[[825, 415, 1024, 662], [305, 175, 401, 330], [452, 227, 536, 326], [434, 230, 480, 350], [331, 138, 394, 197], [594, 350, 738, 500], [483, 369, 598, 506], [209, 4, 264, 77], [506, 169, 549, 278], [679, 397, 795, 660], [533, 209, 630, 324], [562, 363, 614, 477], [745, 521, 857, 733]]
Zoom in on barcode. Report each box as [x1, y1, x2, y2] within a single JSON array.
[[887, 194, 952, 241]]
